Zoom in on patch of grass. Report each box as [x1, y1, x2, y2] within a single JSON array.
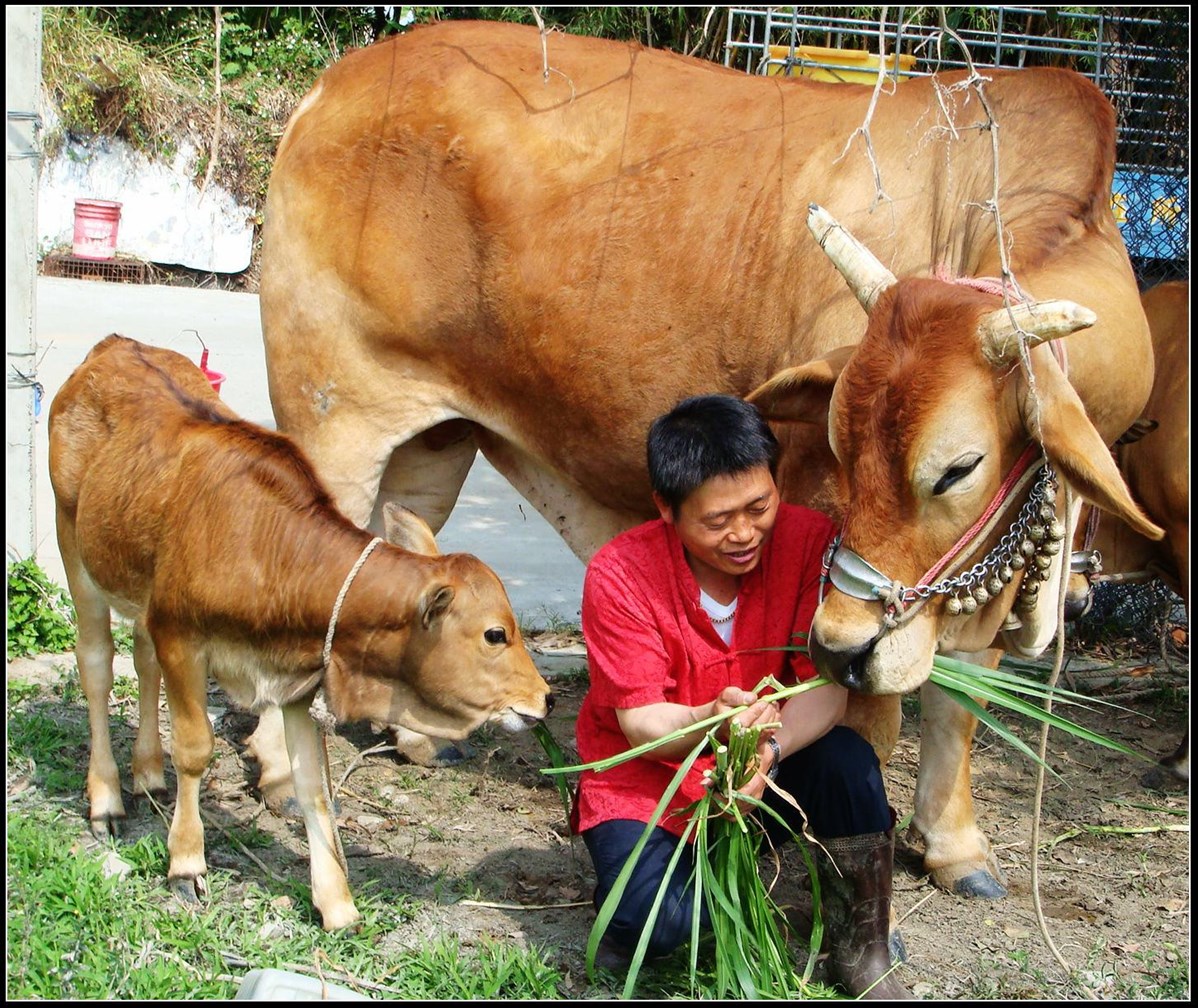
[[7, 707, 89, 795], [382, 934, 563, 998], [7, 679, 42, 705], [7, 801, 562, 1000]]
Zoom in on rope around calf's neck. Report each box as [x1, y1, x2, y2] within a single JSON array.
[[310, 535, 383, 881], [310, 536, 385, 733]]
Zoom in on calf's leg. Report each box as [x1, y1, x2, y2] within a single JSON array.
[[158, 643, 214, 902], [130, 621, 167, 797], [281, 700, 360, 931]]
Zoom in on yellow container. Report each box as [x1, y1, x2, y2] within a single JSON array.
[[766, 44, 917, 83]]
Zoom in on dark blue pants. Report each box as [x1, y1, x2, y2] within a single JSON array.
[[581, 725, 890, 957]]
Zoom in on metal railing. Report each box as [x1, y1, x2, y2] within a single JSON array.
[[723, 7, 1189, 282]]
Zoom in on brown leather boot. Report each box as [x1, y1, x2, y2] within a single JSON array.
[[816, 829, 915, 999]]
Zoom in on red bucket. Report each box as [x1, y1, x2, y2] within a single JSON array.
[[72, 198, 122, 261], [199, 348, 225, 396]]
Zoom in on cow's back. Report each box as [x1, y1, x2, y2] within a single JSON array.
[[260, 19, 1147, 545]]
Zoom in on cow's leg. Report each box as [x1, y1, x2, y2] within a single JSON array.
[[129, 620, 167, 797], [281, 700, 360, 931], [243, 705, 299, 810], [158, 643, 214, 903], [374, 422, 484, 767], [910, 657, 1008, 899], [841, 693, 903, 766], [66, 553, 125, 839]]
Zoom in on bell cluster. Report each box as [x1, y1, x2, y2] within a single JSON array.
[[938, 464, 1064, 617]]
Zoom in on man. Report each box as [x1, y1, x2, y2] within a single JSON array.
[[573, 393, 912, 999]]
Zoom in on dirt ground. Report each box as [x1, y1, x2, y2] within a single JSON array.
[[6, 626, 1190, 1000]]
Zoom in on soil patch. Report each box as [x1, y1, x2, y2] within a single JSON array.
[[6, 631, 1189, 999]]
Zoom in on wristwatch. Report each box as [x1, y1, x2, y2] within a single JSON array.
[[765, 736, 782, 781]]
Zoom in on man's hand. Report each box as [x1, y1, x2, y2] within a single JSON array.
[[712, 686, 779, 743]]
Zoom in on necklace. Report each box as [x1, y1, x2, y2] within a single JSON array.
[[707, 605, 737, 625]]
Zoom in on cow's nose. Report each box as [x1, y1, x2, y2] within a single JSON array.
[[545, 692, 556, 714], [810, 634, 876, 692]]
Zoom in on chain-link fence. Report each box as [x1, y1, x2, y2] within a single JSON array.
[[723, 6, 1189, 289]]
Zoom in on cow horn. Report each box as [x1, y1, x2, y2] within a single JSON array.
[[807, 203, 897, 313], [978, 300, 1097, 364]]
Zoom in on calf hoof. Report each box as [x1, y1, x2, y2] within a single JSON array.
[[320, 908, 363, 933], [168, 874, 207, 905], [89, 813, 125, 842]]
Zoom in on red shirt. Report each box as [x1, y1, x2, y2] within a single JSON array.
[[573, 502, 837, 838]]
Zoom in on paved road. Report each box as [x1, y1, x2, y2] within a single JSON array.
[[27, 276, 585, 627]]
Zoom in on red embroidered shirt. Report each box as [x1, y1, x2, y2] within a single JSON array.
[[573, 502, 838, 838]]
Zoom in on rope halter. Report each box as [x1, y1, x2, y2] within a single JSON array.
[[310, 535, 384, 733]]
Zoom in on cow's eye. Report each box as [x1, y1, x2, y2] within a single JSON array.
[[933, 455, 983, 496], [484, 627, 507, 645]]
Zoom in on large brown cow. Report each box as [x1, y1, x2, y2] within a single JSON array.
[[257, 21, 1161, 897], [48, 334, 552, 931], [1066, 280, 1189, 783]]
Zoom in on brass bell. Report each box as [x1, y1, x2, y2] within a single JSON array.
[[961, 595, 978, 614], [972, 585, 991, 605], [1010, 554, 1026, 570], [946, 596, 963, 615], [987, 576, 1004, 596], [1028, 523, 1046, 543], [999, 564, 1014, 583]]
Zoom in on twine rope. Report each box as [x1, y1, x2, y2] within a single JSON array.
[[311, 536, 384, 734]]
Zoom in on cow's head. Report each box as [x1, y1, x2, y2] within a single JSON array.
[[749, 205, 1163, 694]]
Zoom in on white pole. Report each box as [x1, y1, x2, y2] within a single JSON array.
[[5, 6, 43, 565]]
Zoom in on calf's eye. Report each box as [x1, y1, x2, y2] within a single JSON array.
[[484, 627, 507, 645]]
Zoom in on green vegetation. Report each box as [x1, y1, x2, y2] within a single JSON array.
[[7, 557, 76, 659], [5, 797, 563, 1000]]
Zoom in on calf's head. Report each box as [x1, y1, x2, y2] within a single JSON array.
[[749, 205, 1162, 695], [322, 503, 553, 735]]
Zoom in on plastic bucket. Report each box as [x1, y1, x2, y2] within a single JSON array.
[[72, 198, 122, 261]]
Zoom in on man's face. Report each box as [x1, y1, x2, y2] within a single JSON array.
[[655, 465, 780, 589]]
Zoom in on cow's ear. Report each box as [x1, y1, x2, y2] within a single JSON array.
[[383, 502, 440, 556], [745, 345, 854, 426], [1023, 348, 1164, 541], [420, 585, 455, 628]]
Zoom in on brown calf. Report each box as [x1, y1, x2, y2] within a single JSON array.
[[48, 334, 552, 930]]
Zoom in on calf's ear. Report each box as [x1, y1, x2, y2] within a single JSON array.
[[421, 585, 455, 629], [383, 502, 441, 556]]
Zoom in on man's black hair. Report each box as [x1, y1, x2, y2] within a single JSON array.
[[647, 394, 779, 512]]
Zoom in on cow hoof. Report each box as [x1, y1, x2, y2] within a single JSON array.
[[1141, 763, 1187, 793], [274, 796, 344, 821], [425, 740, 473, 767], [949, 870, 1008, 900]]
